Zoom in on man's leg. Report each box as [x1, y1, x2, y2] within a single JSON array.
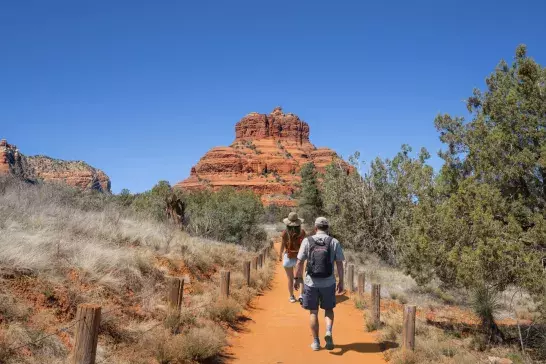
[[325, 309, 334, 334], [320, 284, 337, 350], [310, 310, 319, 338], [303, 285, 321, 350]]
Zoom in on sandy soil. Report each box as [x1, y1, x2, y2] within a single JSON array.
[[227, 243, 386, 364]]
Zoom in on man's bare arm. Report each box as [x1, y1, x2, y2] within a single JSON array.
[[335, 260, 344, 294], [293, 259, 304, 290]]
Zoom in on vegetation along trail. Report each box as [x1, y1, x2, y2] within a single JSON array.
[[228, 242, 386, 364]]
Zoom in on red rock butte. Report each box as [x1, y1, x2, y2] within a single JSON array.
[[175, 107, 348, 206], [0, 138, 111, 192]]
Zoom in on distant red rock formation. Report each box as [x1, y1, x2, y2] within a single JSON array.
[[175, 108, 348, 206], [0, 138, 111, 192], [235, 106, 310, 144]]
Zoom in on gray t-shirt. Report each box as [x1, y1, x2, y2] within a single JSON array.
[[297, 232, 345, 288]]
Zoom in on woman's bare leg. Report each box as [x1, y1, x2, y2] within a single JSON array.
[[285, 266, 294, 297]]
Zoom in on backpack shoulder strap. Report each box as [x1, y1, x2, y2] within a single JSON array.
[[307, 236, 315, 247], [325, 236, 334, 254]]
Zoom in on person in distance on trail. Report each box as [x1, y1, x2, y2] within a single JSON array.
[[293, 217, 344, 351], [279, 212, 307, 303]]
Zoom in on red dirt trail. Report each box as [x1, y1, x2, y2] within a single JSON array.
[[227, 243, 386, 364]]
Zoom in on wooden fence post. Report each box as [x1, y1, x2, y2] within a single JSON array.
[[402, 305, 416, 351], [220, 271, 230, 299], [257, 254, 262, 269], [252, 257, 258, 270], [348, 264, 355, 292], [343, 261, 348, 286], [72, 304, 101, 364], [243, 261, 251, 286], [371, 284, 381, 327], [358, 273, 365, 296], [167, 277, 183, 312]]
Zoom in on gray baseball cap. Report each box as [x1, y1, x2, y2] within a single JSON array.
[[315, 216, 329, 227]]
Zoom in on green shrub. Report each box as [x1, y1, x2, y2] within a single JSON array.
[[264, 204, 293, 224], [184, 187, 266, 248]]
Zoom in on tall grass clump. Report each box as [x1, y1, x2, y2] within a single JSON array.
[[471, 285, 504, 343]]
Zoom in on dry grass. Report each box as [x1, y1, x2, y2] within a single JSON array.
[[145, 324, 226, 363], [208, 298, 243, 324], [0, 323, 67, 364], [364, 311, 379, 332], [0, 177, 275, 363], [375, 307, 534, 363], [0, 293, 31, 322], [344, 250, 463, 308]]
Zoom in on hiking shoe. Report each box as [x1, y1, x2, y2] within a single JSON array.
[[324, 332, 334, 350], [311, 339, 320, 351], [289, 295, 297, 303]]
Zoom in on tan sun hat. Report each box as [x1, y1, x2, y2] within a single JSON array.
[[283, 212, 304, 227]]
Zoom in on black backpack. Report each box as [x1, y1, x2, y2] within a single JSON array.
[[306, 236, 334, 278]]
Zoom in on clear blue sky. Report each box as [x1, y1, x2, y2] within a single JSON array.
[[2, 1, 545, 193]]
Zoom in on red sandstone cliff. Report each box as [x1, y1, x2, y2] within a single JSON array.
[[175, 107, 347, 206], [0, 139, 111, 192]]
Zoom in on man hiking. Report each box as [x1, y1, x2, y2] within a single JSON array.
[[294, 217, 345, 351], [279, 212, 307, 303]]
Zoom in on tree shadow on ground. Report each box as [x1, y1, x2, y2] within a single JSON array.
[[329, 342, 388, 356]]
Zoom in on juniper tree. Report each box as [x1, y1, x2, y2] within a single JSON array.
[[298, 162, 323, 224], [401, 45, 546, 341]]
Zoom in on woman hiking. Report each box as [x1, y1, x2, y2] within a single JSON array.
[[279, 212, 307, 303]]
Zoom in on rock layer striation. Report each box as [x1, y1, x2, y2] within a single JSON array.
[[176, 108, 347, 206], [0, 139, 111, 192]]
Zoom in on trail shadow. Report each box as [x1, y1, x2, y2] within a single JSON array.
[[329, 342, 384, 356], [228, 315, 253, 333], [380, 341, 399, 351], [336, 294, 350, 304], [214, 351, 235, 364], [202, 353, 230, 364]]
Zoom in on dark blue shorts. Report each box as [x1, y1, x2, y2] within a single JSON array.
[[302, 284, 336, 311]]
